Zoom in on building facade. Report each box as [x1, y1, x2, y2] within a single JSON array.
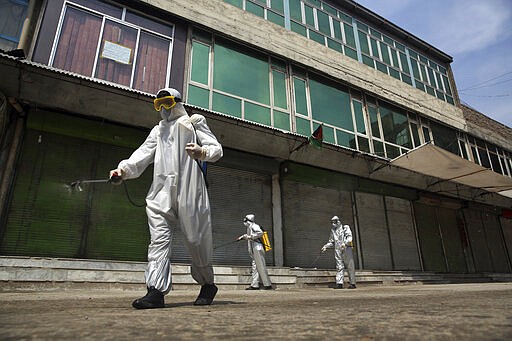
[[1, 0, 512, 274]]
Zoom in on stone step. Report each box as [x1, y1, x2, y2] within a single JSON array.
[[1, 256, 511, 291]]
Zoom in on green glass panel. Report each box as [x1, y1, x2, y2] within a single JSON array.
[[271, 0, 284, 13], [344, 46, 358, 60], [395, 42, 405, 52], [419, 54, 428, 64], [187, 84, 210, 109], [376, 61, 387, 73], [368, 106, 380, 138], [370, 38, 379, 58], [373, 140, 385, 157], [383, 35, 393, 45], [274, 110, 290, 131], [409, 50, 418, 59], [434, 72, 442, 90], [317, 10, 331, 35], [324, 3, 337, 16], [380, 104, 411, 148], [289, 0, 302, 21], [399, 52, 409, 73], [446, 95, 454, 105], [340, 12, 351, 23], [296, 116, 311, 136], [268, 11, 285, 27], [213, 41, 270, 105], [246, 1, 264, 17], [304, 5, 314, 26], [293, 77, 308, 115], [391, 49, 399, 68], [439, 65, 447, 75], [322, 125, 335, 144], [420, 64, 428, 82], [426, 85, 435, 96], [309, 79, 352, 130], [212, 92, 241, 118], [386, 144, 400, 159], [415, 81, 425, 91], [358, 136, 370, 153], [272, 70, 287, 109], [436, 90, 445, 100], [327, 38, 342, 52], [245, 101, 271, 125], [369, 28, 382, 39], [332, 19, 342, 40], [442, 75, 452, 95], [291, 21, 307, 36], [344, 23, 355, 48], [357, 21, 368, 33], [352, 100, 366, 134], [358, 31, 370, 55], [411, 58, 420, 78], [362, 55, 374, 67], [389, 68, 400, 80], [401, 73, 412, 85], [309, 30, 325, 45], [224, 0, 243, 8], [410, 122, 420, 147], [336, 130, 356, 149], [191, 41, 209, 84], [380, 42, 390, 64], [309, 0, 321, 6], [272, 57, 286, 70]]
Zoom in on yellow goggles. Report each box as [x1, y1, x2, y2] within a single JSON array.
[[153, 96, 179, 111]]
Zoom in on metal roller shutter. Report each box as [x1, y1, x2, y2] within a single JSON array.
[[1, 128, 151, 261], [413, 203, 447, 272], [500, 217, 512, 268], [356, 192, 392, 270], [170, 165, 274, 266], [385, 196, 421, 270], [463, 208, 493, 272], [437, 207, 467, 273], [282, 180, 354, 269], [481, 212, 510, 273]]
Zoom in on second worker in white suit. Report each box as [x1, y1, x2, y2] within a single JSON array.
[[321, 215, 357, 289], [238, 214, 273, 290]]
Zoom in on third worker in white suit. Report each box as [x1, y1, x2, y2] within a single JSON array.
[[321, 215, 356, 289], [109, 88, 223, 308], [238, 214, 273, 290]]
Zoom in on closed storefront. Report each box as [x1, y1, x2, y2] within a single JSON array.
[[413, 203, 447, 272], [385, 196, 421, 270], [463, 208, 495, 272], [355, 192, 392, 270], [1, 110, 152, 261], [282, 180, 354, 269]]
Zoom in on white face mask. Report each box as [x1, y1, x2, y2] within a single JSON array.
[[160, 108, 172, 121]]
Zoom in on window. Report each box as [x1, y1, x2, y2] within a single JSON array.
[[0, 0, 28, 51], [50, 1, 173, 94]]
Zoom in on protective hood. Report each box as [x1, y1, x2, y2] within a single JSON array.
[[156, 88, 186, 122], [244, 214, 255, 227]]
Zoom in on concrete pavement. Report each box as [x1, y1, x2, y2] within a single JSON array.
[[1, 283, 511, 340]]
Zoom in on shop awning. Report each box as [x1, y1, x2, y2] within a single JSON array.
[[390, 142, 512, 199]]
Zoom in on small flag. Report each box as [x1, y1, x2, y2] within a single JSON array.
[[308, 124, 323, 149]]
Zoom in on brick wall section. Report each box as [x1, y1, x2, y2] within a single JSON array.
[[461, 104, 512, 151]]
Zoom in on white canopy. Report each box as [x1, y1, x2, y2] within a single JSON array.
[[390, 142, 512, 199]]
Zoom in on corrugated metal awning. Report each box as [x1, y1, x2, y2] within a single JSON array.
[[390, 142, 512, 199]]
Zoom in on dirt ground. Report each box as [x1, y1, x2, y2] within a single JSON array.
[[1, 282, 511, 340]]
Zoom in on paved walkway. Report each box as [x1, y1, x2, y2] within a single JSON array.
[[1, 283, 511, 340]]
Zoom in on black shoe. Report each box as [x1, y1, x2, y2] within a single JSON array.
[[348, 284, 357, 289], [263, 285, 274, 290], [334, 284, 343, 289], [132, 287, 164, 309], [245, 286, 260, 290], [194, 284, 218, 306]]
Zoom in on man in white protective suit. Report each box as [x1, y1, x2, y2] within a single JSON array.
[[238, 214, 273, 290], [109, 88, 223, 308], [321, 215, 356, 289]]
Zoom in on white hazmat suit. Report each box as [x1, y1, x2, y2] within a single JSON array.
[[238, 214, 273, 290], [321, 216, 356, 289], [110, 88, 223, 307]]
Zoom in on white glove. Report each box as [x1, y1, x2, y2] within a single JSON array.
[[341, 243, 346, 249], [185, 143, 207, 160], [321, 246, 327, 253], [109, 168, 124, 185], [238, 234, 249, 241]]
